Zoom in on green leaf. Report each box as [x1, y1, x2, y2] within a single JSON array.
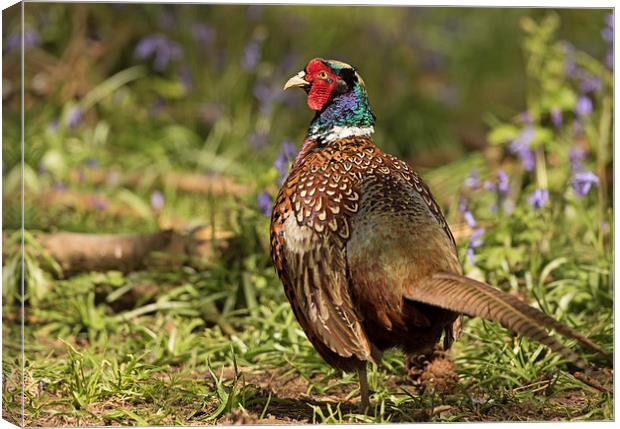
[[530, 126, 554, 147], [488, 124, 520, 145], [148, 77, 187, 99], [115, 189, 153, 219]]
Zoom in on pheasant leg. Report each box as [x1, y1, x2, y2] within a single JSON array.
[[358, 365, 370, 413]]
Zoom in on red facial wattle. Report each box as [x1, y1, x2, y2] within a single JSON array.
[[305, 59, 338, 111]]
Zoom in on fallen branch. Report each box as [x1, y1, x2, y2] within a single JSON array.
[[69, 168, 251, 195], [36, 189, 143, 218], [35, 227, 233, 275]]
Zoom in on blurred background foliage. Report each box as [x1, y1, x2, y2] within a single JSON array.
[[1, 3, 614, 425], [2, 4, 611, 215]]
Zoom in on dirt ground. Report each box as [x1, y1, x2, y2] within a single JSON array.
[[5, 356, 613, 426]]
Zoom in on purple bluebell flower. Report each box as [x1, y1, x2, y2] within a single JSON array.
[[605, 49, 613, 70], [150, 190, 164, 210], [568, 146, 586, 172], [191, 22, 215, 45], [519, 111, 533, 125], [458, 196, 467, 214], [527, 188, 549, 210], [274, 140, 297, 184], [571, 171, 599, 197], [466, 247, 476, 266], [257, 191, 272, 216], [274, 152, 288, 181], [24, 30, 40, 48], [601, 27, 613, 42], [4, 29, 40, 52], [66, 106, 82, 128], [508, 127, 535, 171], [466, 227, 485, 266], [48, 119, 59, 132], [282, 140, 297, 159], [134, 33, 183, 72], [5, 34, 20, 52], [464, 169, 480, 189], [497, 169, 509, 196], [241, 41, 261, 71], [550, 107, 562, 128], [469, 227, 485, 248], [580, 76, 602, 93], [483, 180, 495, 191], [575, 96, 593, 117], [464, 211, 476, 227], [602, 13, 613, 42]]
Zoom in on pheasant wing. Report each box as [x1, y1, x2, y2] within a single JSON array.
[[280, 224, 373, 363]]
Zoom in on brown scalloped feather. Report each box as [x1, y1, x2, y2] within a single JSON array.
[[405, 272, 610, 369]]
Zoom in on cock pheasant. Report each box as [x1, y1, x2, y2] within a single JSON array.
[[269, 58, 609, 411]]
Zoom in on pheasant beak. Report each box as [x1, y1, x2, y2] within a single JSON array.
[[283, 71, 310, 91]]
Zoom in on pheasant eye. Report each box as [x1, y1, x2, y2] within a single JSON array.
[[318, 71, 328, 80]]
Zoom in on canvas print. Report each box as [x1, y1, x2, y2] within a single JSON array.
[[1, 2, 614, 425]]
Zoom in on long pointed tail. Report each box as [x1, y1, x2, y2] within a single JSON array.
[[404, 272, 611, 369]]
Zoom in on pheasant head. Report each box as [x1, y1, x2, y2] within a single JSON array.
[[284, 58, 376, 142]]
